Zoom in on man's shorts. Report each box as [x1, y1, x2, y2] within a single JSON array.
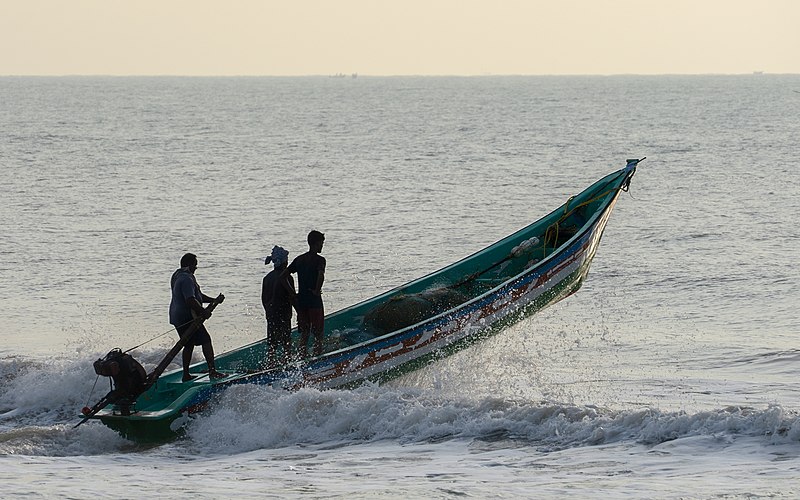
[[175, 321, 212, 346], [297, 308, 324, 337]]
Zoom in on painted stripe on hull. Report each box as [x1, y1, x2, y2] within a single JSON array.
[[302, 194, 620, 389]]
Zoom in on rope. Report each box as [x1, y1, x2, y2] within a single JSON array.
[[123, 318, 195, 354], [544, 154, 641, 248], [85, 374, 101, 408], [542, 185, 623, 258], [453, 179, 630, 288]]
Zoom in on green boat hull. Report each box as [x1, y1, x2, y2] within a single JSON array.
[[85, 160, 639, 442]]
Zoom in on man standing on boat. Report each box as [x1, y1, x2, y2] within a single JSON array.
[[282, 230, 326, 358], [262, 245, 296, 366], [169, 252, 225, 382]]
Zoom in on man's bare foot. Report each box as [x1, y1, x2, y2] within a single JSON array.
[[208, 370, 226, 379], [182, 374, 197, 382]]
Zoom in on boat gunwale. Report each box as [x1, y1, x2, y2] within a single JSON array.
[[213, 167, 631, 366], [217, 177, 620, 385], [183, 186, 622, 397], [304, 182, 623, 368]]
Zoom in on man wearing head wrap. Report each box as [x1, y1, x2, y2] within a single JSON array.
[[261, 245, 295, 366]]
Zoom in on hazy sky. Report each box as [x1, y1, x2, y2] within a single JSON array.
[[2, 0, 798, 76]]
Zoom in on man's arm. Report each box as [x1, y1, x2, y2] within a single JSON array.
[[261, 275, 272, 314], [280, 275, 298, 309], [199, 288, 215, 304], [198, 287, 224, 306], [278, 261, 293, 281], [195, 281, 225, 305], [279, 260, 299, 309], [313, 258, 326, 296], [176, 275, 212, 319], [186, 296, 211, 319]]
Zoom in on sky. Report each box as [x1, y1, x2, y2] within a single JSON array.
[[1, 0, 798, 76]]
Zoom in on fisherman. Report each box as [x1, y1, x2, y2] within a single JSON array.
[[281, 230, 326, 358], [169, 252, 225, 382], [262, 245, 296, 366]]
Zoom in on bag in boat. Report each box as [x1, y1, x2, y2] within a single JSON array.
[[364, 287, 467, 335]]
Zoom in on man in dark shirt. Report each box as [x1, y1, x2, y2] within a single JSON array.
[[282, 230, 326, 358], [262, 245, 295, 366], [169, 253, 225, 382]]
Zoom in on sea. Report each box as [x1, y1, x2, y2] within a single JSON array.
[[1, 75, 799, 498]]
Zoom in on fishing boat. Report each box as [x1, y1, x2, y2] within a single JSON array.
[[78, 159, 642, 441]]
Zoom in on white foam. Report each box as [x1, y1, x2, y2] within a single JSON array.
[[184, 383, 800, 456], [0, 349, 175, 427], [3, 352, 800, 458]]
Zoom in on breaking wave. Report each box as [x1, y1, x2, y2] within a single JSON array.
[[2, 355, 798, 457]]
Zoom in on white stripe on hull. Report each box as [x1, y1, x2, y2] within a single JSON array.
[[310, 198, 618, 389]]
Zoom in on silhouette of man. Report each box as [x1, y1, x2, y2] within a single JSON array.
[[282, 231, 326, 358], [262, 245, 295, 366], [169, 253, 225, 382]]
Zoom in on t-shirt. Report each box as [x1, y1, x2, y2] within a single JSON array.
[[169, 268, 202, 326], [286, 252, 326, 309]]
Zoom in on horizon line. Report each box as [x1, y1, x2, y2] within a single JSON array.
[[1, 72, 796, 78]]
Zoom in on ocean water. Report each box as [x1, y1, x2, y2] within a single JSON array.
[[1, 75, 799, 498]]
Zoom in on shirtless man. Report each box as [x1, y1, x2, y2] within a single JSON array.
[[262, 245, 295, 366], [282, 230, 326, 358]]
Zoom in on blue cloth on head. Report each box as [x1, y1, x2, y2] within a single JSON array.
[[268, 245, 289, 268]]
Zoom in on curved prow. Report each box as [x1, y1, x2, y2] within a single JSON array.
[[622, 157, 644, 190]]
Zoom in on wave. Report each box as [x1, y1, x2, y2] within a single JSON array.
[[2, 354, 800, 457], [183, 384, 800, 455], [0, 351, 178, 420]]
